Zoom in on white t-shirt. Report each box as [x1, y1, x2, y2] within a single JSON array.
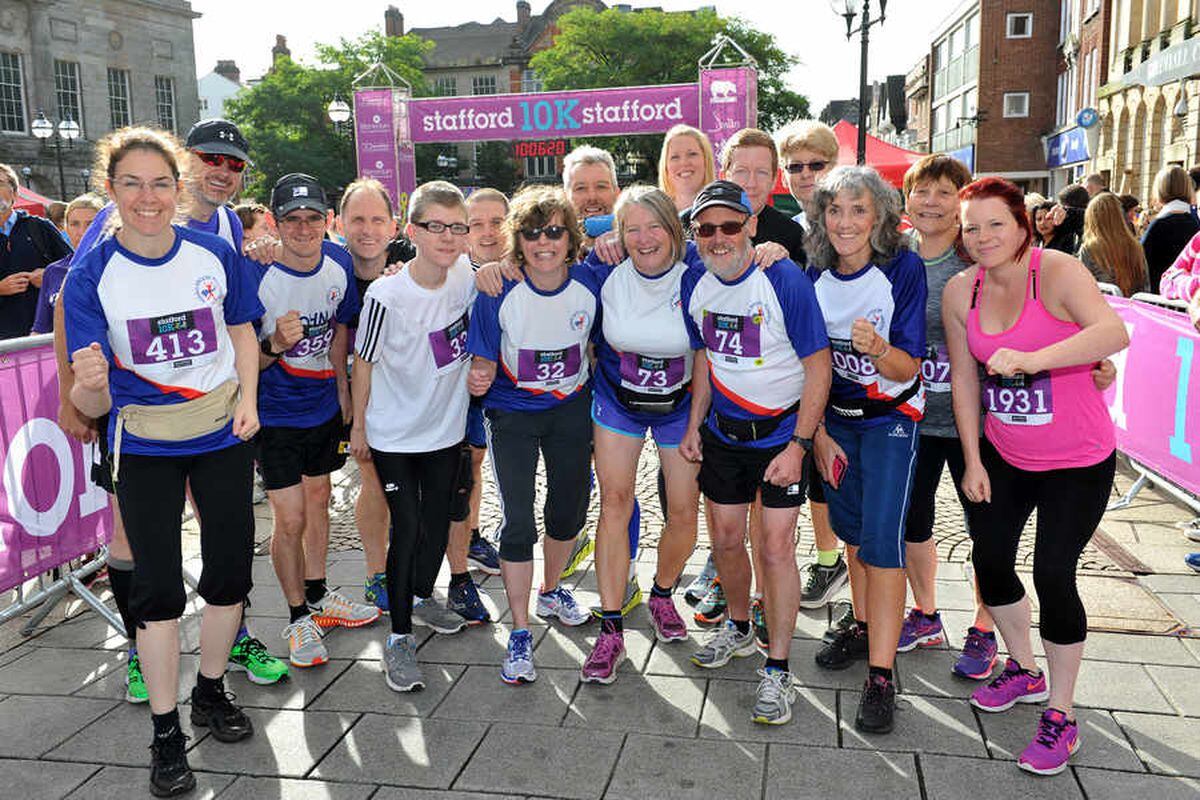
[[355, 255, 476, 453]]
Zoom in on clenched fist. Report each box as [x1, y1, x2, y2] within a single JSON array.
[[272, 310, 304, 352], [71, 343, 109, 392], [851, 317, 884, 356]]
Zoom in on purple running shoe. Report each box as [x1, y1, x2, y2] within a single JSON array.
[[970, 657, 1049, 712]]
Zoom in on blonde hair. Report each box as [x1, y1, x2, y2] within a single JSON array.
[[613, 185, 684, 264], [65, 193, 105, 220], [1153, 165, 1192, 206], [775, 120, 839, 162], [1082, 192, 1148, 297], [720, 128, 778, 174], [504, 185, 582, 266], [408, 180, 466, 223], [657, 125, 715, 203]]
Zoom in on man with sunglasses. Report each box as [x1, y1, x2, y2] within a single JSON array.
[[679, 180, 831, 725], [186, 120, 251, 250], [256, 174, 380, 669]]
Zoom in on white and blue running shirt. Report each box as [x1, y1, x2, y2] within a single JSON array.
[[63, 225, 264, 456], [806, 249, 927, 426], [467, 263, 600, 413], [682, 259, 828, 449], [256, 241, 359, 428]]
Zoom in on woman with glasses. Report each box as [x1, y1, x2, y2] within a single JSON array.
[[63, 126, 263, 798], [658, 124, 716, 213], [776, 120, 838, 233], [467, 186, 598, 685]]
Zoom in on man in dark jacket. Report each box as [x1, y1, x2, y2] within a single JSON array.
[[0, 164, 70, 338]]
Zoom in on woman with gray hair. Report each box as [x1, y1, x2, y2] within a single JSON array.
[[806, 165, 927, 735]]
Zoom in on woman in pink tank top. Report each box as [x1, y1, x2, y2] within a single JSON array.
[[942, 177, 1128, 777]]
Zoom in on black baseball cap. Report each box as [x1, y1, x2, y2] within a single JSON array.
[[690, 180, 753, 219], [271, 173, 328, 217], [185, 119, 250, 162]]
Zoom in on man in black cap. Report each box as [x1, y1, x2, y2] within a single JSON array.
[[184, 118, 253, 251], [678, 180, 830, 726]]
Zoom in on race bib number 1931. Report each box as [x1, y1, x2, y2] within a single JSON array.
[[982, 372, 1053, 425]]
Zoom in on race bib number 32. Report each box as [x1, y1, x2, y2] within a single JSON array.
[[982, 372, 1053, 425], [429, 313, 469, 371], [516, 345, 582, 388], [618, 352, 685, 394], [127, 307, 218, 366], [702, 312, 761, 361]]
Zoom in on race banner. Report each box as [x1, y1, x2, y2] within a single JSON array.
[[1104, 298, 1200, 497], [699, 67, 758, 162], [0, 342, 111, 595], [353, 89, 403, 212]]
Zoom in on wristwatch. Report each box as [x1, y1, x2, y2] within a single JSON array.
[[791, 435, 814, 451], [260, 337, 284, 357]]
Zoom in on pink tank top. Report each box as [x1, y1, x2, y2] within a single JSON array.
[[966, 248, 1114, 471]]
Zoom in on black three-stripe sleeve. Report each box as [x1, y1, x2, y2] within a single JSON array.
[[356, 296, 388, 363]]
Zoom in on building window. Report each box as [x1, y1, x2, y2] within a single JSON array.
[[433, 76, 457, 96], [1003, 91, 1030, 117], [1006, 13, 1033, 38], [54, 60, 84, 135], [472, 75, 497, 95], [155, 75, 176, 132], [108, 68, 132, 129], [525, 154, 556, 179], [0, 52, 25, 133], [521, 69, 542, 93], [965, 13, 979, 49]]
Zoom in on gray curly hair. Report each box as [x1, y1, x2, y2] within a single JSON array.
[[806, 165, 905, 269]]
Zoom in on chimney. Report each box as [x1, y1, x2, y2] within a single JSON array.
[[214, 60, 241, 85], [517, 0, 531, 27], [385, 6, 404, 37], [271, 35, 291, 66]]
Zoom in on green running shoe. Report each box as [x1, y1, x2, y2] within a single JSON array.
[[228, 633, 290, 685], [125, 649, 147, 704], [560, 533, 594, 580]]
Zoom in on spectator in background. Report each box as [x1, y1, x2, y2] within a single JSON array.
[[1119, 194, 1141, 234], [1033, 201, 1058, 247], [1187, 165, 1200, 207], [1159, 228, 1200, 332], [47, 201, 69, 243], [1084, 173, 1107, 197], [775, 119, 839, 232], [1141, 165, 1200, 291], [1078, 192, 1149, 297], [1023, 191, 1047, 223], [0, 163, 70, 339], [234, 202, 274, 253], [31, 193, 104, 334], [1043, 184, 1088, 254]]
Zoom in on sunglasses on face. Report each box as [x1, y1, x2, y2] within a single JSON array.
[[784, 160, 829, 175], [413, 220, 469, 235], [692, 219, 747, 238], [194, 151, 247, 173], [519, 225, 569, 241]]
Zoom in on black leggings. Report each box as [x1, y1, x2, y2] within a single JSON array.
[[965, 439, 1115, 645], [372, 444, 463, 635], [905, 434, 969, 544]]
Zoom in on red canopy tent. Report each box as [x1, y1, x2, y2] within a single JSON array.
[[831, 120, 923, 188], [14, 185, 54, 216]]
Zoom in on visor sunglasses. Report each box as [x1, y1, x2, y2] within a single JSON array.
[[194, 151, 247, 173]]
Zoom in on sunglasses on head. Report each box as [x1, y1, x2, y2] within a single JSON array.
[[784, 160, 829, 174], [692, 219, 747, 238], [194, 151, 247, 173], [519, 225, 569, 241]]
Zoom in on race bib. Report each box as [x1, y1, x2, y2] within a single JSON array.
[[702, 312, 761, 361], [982, 372, 1053, 425], [516, 345, 582, 388], [287, 320, 333, 359], [921, 344, 951, 393], [127, 308, 218, 367], [618, 352, 686, 394], [429, 313, 469, 372], [830, 337, 879, 384]]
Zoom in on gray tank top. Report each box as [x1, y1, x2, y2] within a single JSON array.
[[917, 240, 969, 438]]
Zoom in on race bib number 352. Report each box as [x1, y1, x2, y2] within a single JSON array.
[[127, 307, 218, 366], [982, 372, 1053, 425]]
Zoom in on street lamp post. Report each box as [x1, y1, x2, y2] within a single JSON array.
[[30, 110, 80, 199], [327, 96, 351, 132], [834, 0, 888, 165]]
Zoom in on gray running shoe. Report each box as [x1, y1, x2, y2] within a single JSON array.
[[690, 619, 758, 669], [281, 615, 328, 668], [752, 668, 798, 725], [683, 555, 718, 605], [383, 634, 424, 692], [413, 596, 468, 634], [799, 555, 849, 609]]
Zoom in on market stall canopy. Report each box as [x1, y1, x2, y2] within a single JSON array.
[[831, 120, 924, 188], [14, 185, 54, 216]]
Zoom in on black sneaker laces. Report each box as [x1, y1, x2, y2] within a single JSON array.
[[238, 635, 273, 661], [1035, 714, 1069, 748]]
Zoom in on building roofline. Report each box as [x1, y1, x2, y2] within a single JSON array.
[[930, 0, 977, 44]]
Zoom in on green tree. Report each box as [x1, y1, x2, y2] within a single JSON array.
[[226, 31, 431, 201], [529, 7, 809, 181]]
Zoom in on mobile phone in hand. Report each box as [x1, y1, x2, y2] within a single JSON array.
[[831, 455, 848, 489]]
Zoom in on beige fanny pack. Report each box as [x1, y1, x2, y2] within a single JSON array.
[[112, 380, 240, 482]]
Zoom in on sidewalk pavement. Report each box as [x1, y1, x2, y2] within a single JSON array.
[[0, 461, 1196, 800]]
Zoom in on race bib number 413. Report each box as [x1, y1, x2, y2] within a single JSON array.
[[127, 307, 218, 366], [982, 372, 1053, 425]]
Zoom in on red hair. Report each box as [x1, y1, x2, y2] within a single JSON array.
[[959, 176, 1034, 263]]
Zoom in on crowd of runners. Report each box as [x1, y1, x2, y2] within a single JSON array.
[[16, 108, 1186, 796]]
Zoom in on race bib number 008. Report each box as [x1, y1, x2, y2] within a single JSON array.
[[830, 337, 879, 384], [982, 372, 1053, 425], [516, 345, 582, 388], [127, 307, 218, 366]]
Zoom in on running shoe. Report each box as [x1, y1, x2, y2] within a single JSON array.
[[970, 658, 1049, 712], [752, 668, 797, 725], [149, 728, 194, 798], [228, 632, 290, 684], [690, 619, 758, 668], [798, 556, 849, 609], [953, 627, 999, 680], [855, 673, 897, 734], [447, 579, 491, 624], [467, 531, 502, 575], [189, 683, 254, 742], [1017, 708, 1080, 776], [309, 588, 381, 630], [126, 649, 148, 704], [560, 533, 594, 579], [364, 571, 389, 613], [588, 577, 643, 618], [413, 596, 468, 634], [683, 555, 718, 605], [536, 585, 591, 626], [896, 608, 945, 652], [581, 630, 626, 684], [1186, 552, 1200, 572], [383, 634, 424, 692], [750, 596, 769, 650], [281, 615, 328, 668], [693, 578, 727, 625], [648, 594, 688, 642], [501, 629, 537, 684], [815, 621, 868, 670], [251, 472, 267, 505]]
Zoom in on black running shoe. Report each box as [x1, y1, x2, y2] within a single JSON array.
[[815, 621, 868, 670], [149, 729, 195, 797], [855, 673, 896, 734], [189, 685, 254, 743]]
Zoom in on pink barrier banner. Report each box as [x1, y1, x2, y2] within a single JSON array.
[[0, 343, 111, 595], [699, 67, 758, 162], [353, 89, 403, 213], [1104, 297, 1200, 496]]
